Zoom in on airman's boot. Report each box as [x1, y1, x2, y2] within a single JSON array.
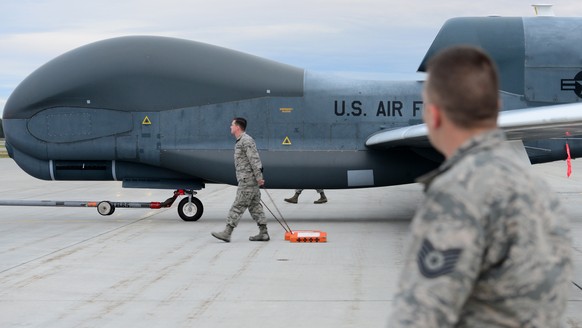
[[249, 224, 270, 241], [314, 192, 328, 204], [284, 192, 300, 204], [211, 224, 234, 242]]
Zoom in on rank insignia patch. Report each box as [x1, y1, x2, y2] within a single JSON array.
[[417, 239, 462, 279]]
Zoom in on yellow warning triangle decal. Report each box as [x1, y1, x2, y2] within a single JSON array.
[[142, 116, 152, 125], [282, 136, 292, 145]]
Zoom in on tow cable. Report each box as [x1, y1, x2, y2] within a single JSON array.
[[261, 188, 327, 243]]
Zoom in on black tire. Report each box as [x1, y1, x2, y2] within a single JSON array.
[[178, 197, 203, 221], [97, 201, 115, 216]]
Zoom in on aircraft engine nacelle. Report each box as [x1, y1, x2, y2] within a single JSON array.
[[419, 17, 582, 104]]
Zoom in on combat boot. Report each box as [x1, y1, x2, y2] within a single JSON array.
[[284, 192, 300, 204], [314, 192, 328, 204], [249, 224, 270, 241], [211, 224, 234, 242]]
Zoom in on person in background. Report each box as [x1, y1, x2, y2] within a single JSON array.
[[284, 189, 327, 204]]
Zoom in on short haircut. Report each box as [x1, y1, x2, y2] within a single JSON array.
[[233, 117, 247, 131], [425, 46, 499, 128]]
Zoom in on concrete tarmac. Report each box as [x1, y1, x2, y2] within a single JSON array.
[[0, 158, 580, 327]]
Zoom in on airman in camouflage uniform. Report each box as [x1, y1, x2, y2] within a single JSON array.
[[388, 46, 572, 327], [211, 117, 269, 242]]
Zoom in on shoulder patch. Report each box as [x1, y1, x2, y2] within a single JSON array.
[[417, 239, 463, 279]]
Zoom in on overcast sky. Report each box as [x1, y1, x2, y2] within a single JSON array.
[[2, 0, 582, 115]]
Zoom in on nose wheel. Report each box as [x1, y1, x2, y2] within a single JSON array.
[[178, 196, 204, 221]]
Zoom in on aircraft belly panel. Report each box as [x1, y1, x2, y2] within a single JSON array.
[[347, 170, 374, 187], [161, 149, 236, 185], [160, 149, 438, 189]]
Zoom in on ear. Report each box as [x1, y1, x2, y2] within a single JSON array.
[[426, 104, 442, 129]]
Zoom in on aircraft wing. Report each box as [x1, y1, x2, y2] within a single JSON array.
[[366, 102, 582, 149]]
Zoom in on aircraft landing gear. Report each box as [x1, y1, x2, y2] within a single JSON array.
[[177, 191, 204, 221], [94, 189, 204, 221]]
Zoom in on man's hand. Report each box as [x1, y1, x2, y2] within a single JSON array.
[[257, 179, 265, 187]]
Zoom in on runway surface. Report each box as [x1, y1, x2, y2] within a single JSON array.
[[0, 158, 580, 327]]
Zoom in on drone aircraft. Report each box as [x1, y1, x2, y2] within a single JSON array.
[[3, 15, 582, 221]]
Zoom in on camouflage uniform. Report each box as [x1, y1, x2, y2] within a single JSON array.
[[226, 132, 266, 227], [388, 129, 572, 327]]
